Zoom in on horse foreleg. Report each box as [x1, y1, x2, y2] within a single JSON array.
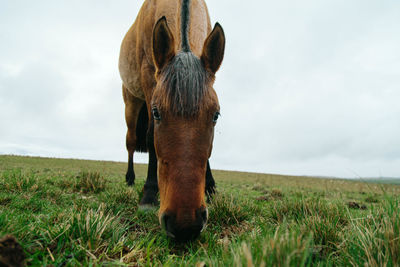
[[205, 160, 216, 199], [123, 85, 143, 186], [139, 120, 159, 209], [126, 145, 135, 185]]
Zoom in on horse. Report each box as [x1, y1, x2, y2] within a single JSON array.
[[119, 0, 225, 241]]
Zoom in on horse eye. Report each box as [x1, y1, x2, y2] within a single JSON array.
[[152, 107, 161, 121], [213, 112, 220, 123]]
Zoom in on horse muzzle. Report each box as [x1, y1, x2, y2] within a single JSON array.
[[160, 206, 208, 241]]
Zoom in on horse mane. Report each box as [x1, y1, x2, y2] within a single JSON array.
[[181, 0, 191, 52], [155, 52, 209, 117]]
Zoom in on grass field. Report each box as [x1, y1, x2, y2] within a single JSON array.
[[0, 155, 399, 266]]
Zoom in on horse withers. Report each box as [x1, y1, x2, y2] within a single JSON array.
[[119, 0, 225, 241]]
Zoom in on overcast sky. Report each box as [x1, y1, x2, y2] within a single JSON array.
[[1, 0, 399, 178]]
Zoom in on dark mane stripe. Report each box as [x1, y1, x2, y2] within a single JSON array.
[[181, 0, 191, 52]]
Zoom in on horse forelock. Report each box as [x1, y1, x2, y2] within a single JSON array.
[[154, 52, 213, 117]]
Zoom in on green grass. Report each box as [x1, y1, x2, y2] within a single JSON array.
[[0, 155, 399, 266], [362, 178, 400, 185]]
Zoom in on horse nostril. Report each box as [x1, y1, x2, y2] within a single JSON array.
[[160, 213, 168, 230], [201, 208, 208, 223], [161, 213, 175, 238], [197, 207, 208, 233]]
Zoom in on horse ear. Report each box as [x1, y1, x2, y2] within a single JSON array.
[[201, 23, 225, 73], [152, 16, 175, 70]]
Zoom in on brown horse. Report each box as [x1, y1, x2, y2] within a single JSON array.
[[119, 0, 225, 241]]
